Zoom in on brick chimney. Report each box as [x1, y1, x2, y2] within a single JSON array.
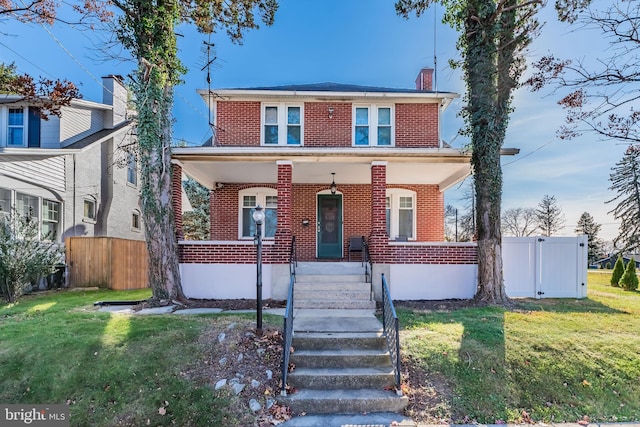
[[415, 68, 434, 91]]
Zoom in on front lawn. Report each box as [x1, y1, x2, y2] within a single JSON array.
[[0, 289, 279, 426], [399, 271, 640, 424]]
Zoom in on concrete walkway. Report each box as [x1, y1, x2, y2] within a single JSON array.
[[97, 304, 286, 316]]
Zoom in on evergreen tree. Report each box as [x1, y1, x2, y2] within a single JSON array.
[[182, 178, 210, 240], [607, 145, 640, 252], [535, 195, 566, 236], [620, 259, 639, 291], [575, 211, 604, 263], [611, 255, 624, 287]]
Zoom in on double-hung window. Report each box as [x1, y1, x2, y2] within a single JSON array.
[[8, 108, 25, 147], [262, 104, 303, 145], [386, 189, 416, 240], [239, 188, 277, 238], [16, 192, 38, 220], [353, 105, 394, 146], [127, 153, 137, 186], [42, 200, 60, 240], [0, 188, 11, 220]]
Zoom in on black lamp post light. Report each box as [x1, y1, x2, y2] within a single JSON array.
[[253, 204, 265, 335]]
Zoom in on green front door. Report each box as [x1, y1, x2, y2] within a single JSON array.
[[317, 194, 343, 259]]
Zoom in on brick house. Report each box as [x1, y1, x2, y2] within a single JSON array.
[[172, 68, 515, 301]]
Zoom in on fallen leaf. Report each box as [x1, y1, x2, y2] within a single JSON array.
[[158, 407, 166, 416], [582, 380, 591, 387]]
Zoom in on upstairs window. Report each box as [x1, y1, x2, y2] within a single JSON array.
[[127, 153, 137, 186], [239, 188, 277, 238], [8, 108, 25, 147], [353, 105, 394, 146], [262, 104, 303, 145]]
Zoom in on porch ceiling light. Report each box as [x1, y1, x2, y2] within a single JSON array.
[[330, 173, 337, 195], [252, 204, 265, 225]]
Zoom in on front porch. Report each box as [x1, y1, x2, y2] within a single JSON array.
[[172, 146, 480, 301]]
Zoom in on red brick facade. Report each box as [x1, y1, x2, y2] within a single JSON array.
[[212, 100, 440, 148], [171, 163, 183, 239]]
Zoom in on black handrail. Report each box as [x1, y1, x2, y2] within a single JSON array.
[[381, 273, 402, 395], [363, 236, 372, 284], [289, 236, 297, 280], [281, 263, 295, 396]]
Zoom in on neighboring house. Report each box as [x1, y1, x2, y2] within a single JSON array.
[[592, 254, 640, 269], [171, 68, 518, 300], [0, 75, 144, 244]]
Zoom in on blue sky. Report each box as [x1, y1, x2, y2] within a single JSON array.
[[1, 0, 625, 242]]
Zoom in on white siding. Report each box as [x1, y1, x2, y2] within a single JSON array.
[[0, 156, 66, 193], [59, 105, 104, 147]]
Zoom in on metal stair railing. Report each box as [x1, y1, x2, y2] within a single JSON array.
[[281, 237, 296, 396], [381, 273, 402, 395]]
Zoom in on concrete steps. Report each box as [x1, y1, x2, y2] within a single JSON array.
[[279, 309, 408, 419], [294, 263, 373, 310]]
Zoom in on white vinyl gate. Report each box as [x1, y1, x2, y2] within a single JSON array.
[[503, 236, 588, 299]]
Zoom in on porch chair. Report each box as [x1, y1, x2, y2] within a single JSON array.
[[348, 236, 364, 265]]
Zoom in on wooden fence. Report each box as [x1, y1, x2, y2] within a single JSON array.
[[66, 237, 149, 290]]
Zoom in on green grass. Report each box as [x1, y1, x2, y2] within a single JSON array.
[[399, 272, 640, 424], [0, 289, 274, 426]]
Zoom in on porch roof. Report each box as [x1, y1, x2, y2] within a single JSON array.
[[173, 147, 517, 192]]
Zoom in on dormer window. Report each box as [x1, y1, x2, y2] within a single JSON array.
[[353, 105, 394, 146], [262, 103, 303, 145], [8, 108, 25, 147]]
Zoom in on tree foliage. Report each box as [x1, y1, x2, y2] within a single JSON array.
[[575, 211, 604, 263], [502, 207, 538, 236], [611, 254, 624, 286], [535, 194, 566, 236], [182, 178, 210, 240], [620, 257, 639, 291], [0, 62, 80, 118], [526, 0, 639, 144], [607, 145, 640, 252], [397, 0, 544, 305], [0, 211, 63, 303]]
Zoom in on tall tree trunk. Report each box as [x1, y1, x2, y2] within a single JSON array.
[[134, 70, 185, 302], [465, 0, 510, 304]]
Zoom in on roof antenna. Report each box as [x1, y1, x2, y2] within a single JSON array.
[[201, 37, 217, 144], [433, 3, 438, 92]]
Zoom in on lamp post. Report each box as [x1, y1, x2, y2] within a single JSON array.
[[253, 204, 266, 335]]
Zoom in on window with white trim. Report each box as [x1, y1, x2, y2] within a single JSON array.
[[42, 200, 60, 241], [386, 189, 416, 240], [353, 105, 394, 146], [239, 188, 277, 238], [132, 209, 141, 231], [262, 104, 303, 145], [84, 198, 97, 221], [16, 192, 38, 220], [0, 188, 11, 220], [8, 108, 26, 147], [127, 153, 137, 186]]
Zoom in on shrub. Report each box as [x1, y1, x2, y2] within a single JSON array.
[[611, 256, 625, 287], [620, 260, 639, 291], [605, 262, 612, 270], [0, 212, 63, 303]]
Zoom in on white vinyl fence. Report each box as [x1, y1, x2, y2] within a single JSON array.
[[503, 236, 588, 299]]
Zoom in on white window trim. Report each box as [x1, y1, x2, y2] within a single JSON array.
[[127, 153, 138, 187], [41, 199, 61, 242], [1, 106, 28, 148], [238, 187, 278, 239], [131, 209, 142, 232], [386, 189, 416, 240], [352, 104, 395, 147], [260, 103, 304, 146], [83, 197, 97, 223]]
